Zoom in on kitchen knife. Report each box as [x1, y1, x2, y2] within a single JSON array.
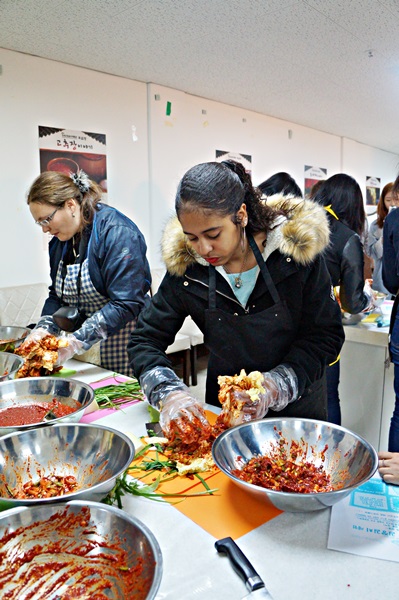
[[215, 537, 274, 599]]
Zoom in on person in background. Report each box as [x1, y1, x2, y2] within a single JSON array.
[[313, 174, 375, 425], [378, 452, 399, 485], [366, 182, 398, 294], [382, 175, 399, 452], [128, 160, 344, 441], [257, 171, 303, 198], [25, 169, 151, 375]]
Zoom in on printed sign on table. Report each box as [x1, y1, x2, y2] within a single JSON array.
[[328, 474, 399, 562]]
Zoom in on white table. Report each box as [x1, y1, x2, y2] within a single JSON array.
[[61, 358, 399, 600]]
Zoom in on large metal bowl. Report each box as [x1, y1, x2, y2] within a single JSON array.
[[0, 423, 135, 509], [0, 326, 31, 352], [0, 376, 95, 436], [0, 352, 24, 382], [0, 500, 162, 599], [212, 417, 378, 512]]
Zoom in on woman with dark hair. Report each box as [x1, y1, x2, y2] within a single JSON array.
[[258, 172, 303, 198], [25, 169, 151, 375], [366, 182, 398, 294], [313, 173, 374, 425], [128, 161, 344, 441], [382, 175, 399, 452]]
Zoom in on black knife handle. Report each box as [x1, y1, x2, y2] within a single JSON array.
[[215, 537, 265, 591]]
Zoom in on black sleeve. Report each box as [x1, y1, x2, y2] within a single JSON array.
[[338, 235, 369, 314], [127, 274, 189, 379]]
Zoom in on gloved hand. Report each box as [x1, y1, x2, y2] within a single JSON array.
[[55, 334, 85, 366], [140, 367, 211, 443], [54, 312, 108, 366], [22, 315, 60, 345], [160, 389, 212, 444], [233, 365, 298, 422]]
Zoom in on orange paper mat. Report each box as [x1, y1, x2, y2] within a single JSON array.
[[173, 472, 282, 539]]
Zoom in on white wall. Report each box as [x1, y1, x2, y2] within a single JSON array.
[[148, 84, 399, 267], [0, 48, 150, 287], [1, 49, 398, 280]]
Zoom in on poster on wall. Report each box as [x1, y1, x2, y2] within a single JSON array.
[[304, 165, 327, 199], [365, 176, 380, 215], [216, 150, 252, 174], [38, 127, 107, 199]]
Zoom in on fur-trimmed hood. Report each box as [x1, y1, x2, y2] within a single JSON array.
[[161, 196, 329, 277]]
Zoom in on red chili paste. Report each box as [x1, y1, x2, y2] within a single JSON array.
[[0, 398, 79, 426]]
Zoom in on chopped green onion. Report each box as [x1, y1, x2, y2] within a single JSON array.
[[93, 379, 144, 409]]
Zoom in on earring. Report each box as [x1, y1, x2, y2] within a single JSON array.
[[72, 212, 75, 218], [241, 224, 247, 253]]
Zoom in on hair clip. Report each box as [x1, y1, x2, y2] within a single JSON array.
[[70, 170, 90, 193]]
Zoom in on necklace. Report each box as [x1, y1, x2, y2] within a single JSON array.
[[72, 236, 80, 260], [223, 246, 250, 288]]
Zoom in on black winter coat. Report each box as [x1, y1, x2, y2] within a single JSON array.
[[323, 215, 369, 314], [128, 197, 344, 414]]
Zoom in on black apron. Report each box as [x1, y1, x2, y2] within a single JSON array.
[[204, 234, 327, 419]]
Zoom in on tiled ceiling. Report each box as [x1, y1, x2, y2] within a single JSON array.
[[1, 0, 399, 154]]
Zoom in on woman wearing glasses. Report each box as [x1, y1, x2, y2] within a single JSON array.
[[25, 169, 151, 375]]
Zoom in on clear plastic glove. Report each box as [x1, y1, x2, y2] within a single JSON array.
[[23, 315, 60, 344], [73, 312, 107, 350], [234, 365, 298, 423], [55, 334, 85, 366], [160, 389, 212, 444], [140, 367, 211, 443]]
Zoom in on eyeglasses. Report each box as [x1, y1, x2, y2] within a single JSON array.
[[35, 207, 60, 227]]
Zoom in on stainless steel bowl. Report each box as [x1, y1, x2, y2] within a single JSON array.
[[0, 423, 135, 509], [0, 352, 24, 382], [0, 376, 95, 436], [212, 417, 378, 512], [0, 326, 30, 352], [0, 500, 162, 599]]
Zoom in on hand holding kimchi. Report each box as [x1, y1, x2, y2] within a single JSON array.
[[15, 333, 68, 378]]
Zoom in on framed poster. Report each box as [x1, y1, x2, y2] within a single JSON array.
[[216, 150, 252, 174], [38, 127, 107, 197], [366, 176, 380, 214], [304, 165, 327, 199]]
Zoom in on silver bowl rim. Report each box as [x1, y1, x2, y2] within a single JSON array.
[[0, 375, 95, 391], [0, 376, 95, 433], [0, 499, 163, 598], [0, 353, 25, 381], [0, 422, 136, 504], [212, 416, 379, 499], [0, 351, 25, 363], [0, 325, 31, 337]]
